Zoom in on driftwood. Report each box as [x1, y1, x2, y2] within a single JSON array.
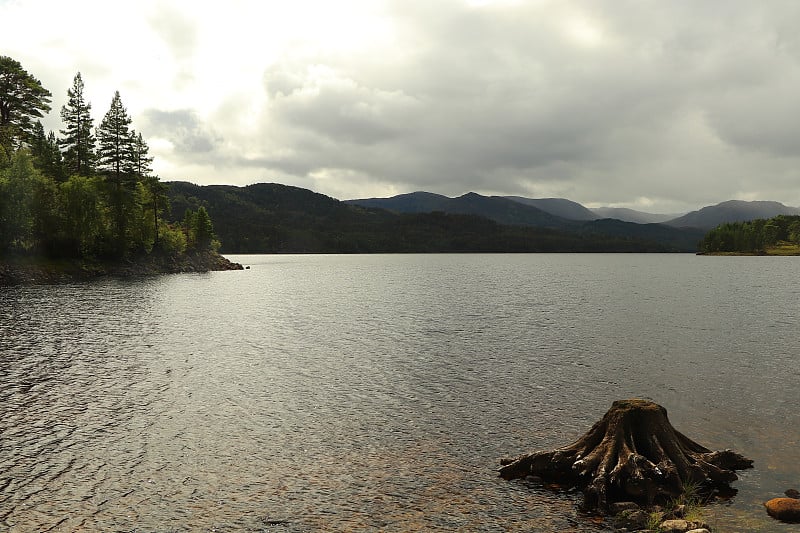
[[499, 399, 753, 511]]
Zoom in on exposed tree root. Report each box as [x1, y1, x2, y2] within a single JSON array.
[[499, 399, 753, 511]]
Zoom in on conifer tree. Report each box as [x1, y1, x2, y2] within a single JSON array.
[[30, 121, 66, 182], [96, 91, 134, 178], [132, 131, 153, 178], [59, 72, 95, 176], [0, 56, 52, 149], [193, 206, 214, 250], [143, 174, 169, 248], [96, 91, 136, 254]]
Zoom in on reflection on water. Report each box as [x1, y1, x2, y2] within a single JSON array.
[[1, 254, 799, 531]]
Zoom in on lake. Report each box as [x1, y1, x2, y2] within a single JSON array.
[[1, 253, 798, 531]]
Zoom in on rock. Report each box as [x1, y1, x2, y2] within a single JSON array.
[[765, 497, 800, 522], [613, 509, 649, 530], [670, 504, 686, 518], [659, 519, 690, 533], [610, 501, 641, 514], [786, 488, 800, 499]]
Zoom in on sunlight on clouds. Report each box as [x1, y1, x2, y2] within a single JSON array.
[[465, 0, 524, 8], [562, 15, 605, 47], [3, 0, 800, 210], [308, 167, 404, 200]]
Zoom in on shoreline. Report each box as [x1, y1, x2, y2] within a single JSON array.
[[0, 251, 243, 285]]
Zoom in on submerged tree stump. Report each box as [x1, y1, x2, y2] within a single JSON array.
[[499, 399, 753, 511]]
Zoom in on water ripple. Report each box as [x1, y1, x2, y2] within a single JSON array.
[[1, 255, 799, 531]]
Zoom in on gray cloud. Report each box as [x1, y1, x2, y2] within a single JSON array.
[[147, 5, 197, 62], [130, 1, 800, 210], [140, 108, 221, 155]]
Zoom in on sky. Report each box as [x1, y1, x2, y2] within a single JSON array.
[[3, 0, 800, 213]]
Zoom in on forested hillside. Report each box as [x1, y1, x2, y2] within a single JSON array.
[[166, 181, 700, 253], [701, 215, 800, 254]]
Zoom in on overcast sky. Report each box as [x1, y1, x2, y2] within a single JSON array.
[[3, 0, 800, 212]]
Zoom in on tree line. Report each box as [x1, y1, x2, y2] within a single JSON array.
[[700, 214, 800, 253], [0, 56, 217, 261]]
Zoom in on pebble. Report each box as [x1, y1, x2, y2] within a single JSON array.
[[765, 497, 800, 523]]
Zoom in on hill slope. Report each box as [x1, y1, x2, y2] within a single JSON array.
[[347, 192, 571, 228], [166, 182, 699, 253], [665, 200, 800, 229], [504, 196, 598, 221]]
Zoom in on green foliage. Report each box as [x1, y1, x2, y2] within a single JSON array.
[[165, 182, 687, 254], [193, 206, 214, 249], [0, 56, 52, 149], [646, 511, 662, 531], [30, 121, 66, 182], [59, 72, 95, 176], [96, 91, 134, 178], [182, 206, 216, 250], [158, 223, 187, 255], [701, 214, 800, 253], [96, 91, 138, 255], [0, 57, 221, 266], [644, 481, 707, 532], [132, 132, 153, 178], [0, 150, 39, 251], [57, 175, 108, 257]]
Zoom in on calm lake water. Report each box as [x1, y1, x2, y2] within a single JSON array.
[[1, 253, 799, 532]]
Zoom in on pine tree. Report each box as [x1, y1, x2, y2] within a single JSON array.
[[131, 131, 153, 178], [143, 174, 169, 248], [59, 72, 95, 176], [96, 91, 136, 254], [193, 206, 214, 250], [96, 91, 134, 179], [0, 56, 52, 149], [30, 121, 66, 182]]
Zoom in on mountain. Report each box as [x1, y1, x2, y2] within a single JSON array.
[[664, 200, 800, 229], [591, 207, 681, 224], [580, 219, 704, 252], [166, 182, 700, 253], [345, 191, 451, 213], [503, 196, 598, 221], [347, 192, 571, 229]]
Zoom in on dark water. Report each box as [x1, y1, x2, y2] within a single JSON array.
[[1, 254, 798, 532]]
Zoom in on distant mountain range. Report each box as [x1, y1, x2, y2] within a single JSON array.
[[347, 192, 800, 230], [165, 183, 702, 253], [163, 181, 798, 254]]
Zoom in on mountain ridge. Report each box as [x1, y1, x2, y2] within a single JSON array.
[[349, 192, 800, 229], [166, 182, 702, 253], [663, 200, 800, 229]]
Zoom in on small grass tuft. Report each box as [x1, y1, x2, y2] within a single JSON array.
[[646, 510, 664, 530]]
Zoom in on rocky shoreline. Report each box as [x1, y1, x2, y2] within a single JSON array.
[[0, 251, 243, 285]]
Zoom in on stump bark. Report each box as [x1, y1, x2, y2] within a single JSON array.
[[499, 399, 753, 511]]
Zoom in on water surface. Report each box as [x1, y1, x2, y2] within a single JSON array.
[[1, 254, 798, 531]]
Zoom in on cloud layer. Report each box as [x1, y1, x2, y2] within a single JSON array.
[[3, 0, 800, 211]]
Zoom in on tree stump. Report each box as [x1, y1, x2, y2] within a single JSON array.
[[499, 399, 753, 511]]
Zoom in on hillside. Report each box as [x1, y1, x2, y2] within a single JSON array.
[[346, 189, 703, 251], [665, 200, 800, 229], [344, 191, 452, 213], [165, 182, 697, 253], [504, 196, 598, 220], [347, 192, 570, 229]]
